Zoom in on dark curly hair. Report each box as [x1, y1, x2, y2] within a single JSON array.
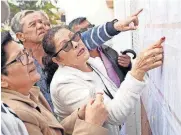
[[1, 31, 13, 75], [42, 25, 70, 87]]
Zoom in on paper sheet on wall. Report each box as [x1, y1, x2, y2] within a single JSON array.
[[130, 0, 181, 135]]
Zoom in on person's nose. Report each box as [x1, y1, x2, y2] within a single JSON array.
[[36, 21, 44, 30], [72, 41, 79, 49], [45, 25, 50, 31]]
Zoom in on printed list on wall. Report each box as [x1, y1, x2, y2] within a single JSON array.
[[131, 0, 181, 135]]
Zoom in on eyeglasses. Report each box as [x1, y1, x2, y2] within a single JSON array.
[[2, 49, 33, 69], [79, 24, 95, 33], [52, 32, 81, 57], [88, 24, 95, 28]]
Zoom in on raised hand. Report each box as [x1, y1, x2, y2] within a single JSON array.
[[114, 9, 143, 31], [130, 37, 165, 81]]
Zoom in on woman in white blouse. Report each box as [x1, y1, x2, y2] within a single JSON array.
[[42, 26, 165, 135]]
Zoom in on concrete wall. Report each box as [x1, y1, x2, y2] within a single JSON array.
[[112, 0, 132, 52], [114, 0, 141, 135], [57, 0, 114, 25]]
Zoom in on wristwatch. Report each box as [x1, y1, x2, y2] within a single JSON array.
[[113, 19, 118, 23], [112, 19, 119, 32]]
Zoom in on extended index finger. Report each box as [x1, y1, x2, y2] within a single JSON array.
[[147, 37, 166, 50], [132, 8, 143, 16], [155, 37, 166, 46]]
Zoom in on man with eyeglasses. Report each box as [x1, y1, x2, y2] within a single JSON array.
[[69, 17, 95, 33], [11, 9, 142, 111]]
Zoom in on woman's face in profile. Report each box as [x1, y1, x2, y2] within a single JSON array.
[[53, 28, 90, 68]]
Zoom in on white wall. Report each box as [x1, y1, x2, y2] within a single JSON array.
[[113, 1, 141, 135], [57, 0, 114, 25], [112, 0, 132, 52]]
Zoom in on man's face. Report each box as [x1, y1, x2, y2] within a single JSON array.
[[1, 41, 40, 94], [74, 20, 93, 33], [21, 12, 46, 44], [43, 19, 51, 32], [40, 13, 51, 32], [79, 20, 91, 30]]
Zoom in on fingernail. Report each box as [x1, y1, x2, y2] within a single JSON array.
[[161, 37, 166, 40]]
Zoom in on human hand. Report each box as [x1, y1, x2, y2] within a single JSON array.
[[85, 93, 108, 126], [78, 105, 86, 120], [118, 54, 131, 67], [130, 37, 165, 81], [114, 9, 143, 31]]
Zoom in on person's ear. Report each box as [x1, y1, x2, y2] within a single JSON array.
[[52, 57, 64, 66], [16, 32, 25, 42], [1, 76, 9, 88]]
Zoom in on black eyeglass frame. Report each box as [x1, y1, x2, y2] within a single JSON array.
[[2, 49, 33, 70], [52, 32, 81, 57]]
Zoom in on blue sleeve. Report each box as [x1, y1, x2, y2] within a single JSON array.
[[81, 21, 120, 50]]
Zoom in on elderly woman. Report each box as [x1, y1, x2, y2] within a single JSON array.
[[42, 26, 165, 135], [1, 31, 109, 135]]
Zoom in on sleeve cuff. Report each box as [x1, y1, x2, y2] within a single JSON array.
[[73, 119, 108, 135], [124, 72, 146, 94], [106, 20, 120, 36], [60, 110, 79, 134]]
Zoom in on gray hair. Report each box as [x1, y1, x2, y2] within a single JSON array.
[[38, 10, 49, 21], [11, 10, 35, 33]]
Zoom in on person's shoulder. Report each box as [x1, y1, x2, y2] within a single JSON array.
[[51, 66, 92, 89], [3, 99, 39, 124], [3, 98, 25, 111], [53, 66, 82, 81], [50, 66, 78, 91]]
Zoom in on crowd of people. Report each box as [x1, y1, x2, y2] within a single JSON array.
[[1, 1, 165, 135]]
